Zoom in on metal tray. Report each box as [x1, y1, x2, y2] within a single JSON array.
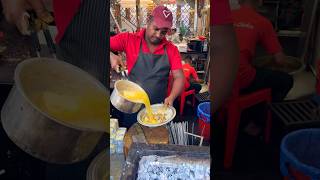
[[120, 143, 210, 180]]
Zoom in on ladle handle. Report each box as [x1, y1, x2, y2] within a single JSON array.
[[117, 65, 128, 80]]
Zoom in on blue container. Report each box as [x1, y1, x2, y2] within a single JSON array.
[[280, 128, 320, 180], [197, 102, 210, 123]]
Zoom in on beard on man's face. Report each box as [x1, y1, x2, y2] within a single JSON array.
[[150, 37, 162, 45]]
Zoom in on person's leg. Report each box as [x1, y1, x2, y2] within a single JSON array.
[[189, 83, 202, 94], [240, 68, 294, 136], [241, 68, 294, 101], [185, 83, 202, 104]]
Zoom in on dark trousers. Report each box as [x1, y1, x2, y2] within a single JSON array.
[[187, 83, 202, 94], [241, 68, 294, 102], [240, 68, 294, 127]]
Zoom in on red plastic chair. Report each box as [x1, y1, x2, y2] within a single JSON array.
[[219, 80, 272, 169]]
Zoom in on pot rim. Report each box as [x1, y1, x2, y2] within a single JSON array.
[[114, 79, 147, 101], [13, 57, 108, 132]]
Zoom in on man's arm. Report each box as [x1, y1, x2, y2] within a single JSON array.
[[274, 52, 286, 65], [164, 69, 185, 106], [110, 33, 128, 70], [1, 0, 53, 35], [191, 67, 200, 82], [110, 52, 124, 70], [259, 19, 285, 64], [211, 24, 239, 112]]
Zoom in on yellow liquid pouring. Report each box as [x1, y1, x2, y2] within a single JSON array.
[[121, 90, 157, 124]]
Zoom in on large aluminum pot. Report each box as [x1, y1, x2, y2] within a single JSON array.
[[110, 80, 144, 114], [1, 58, 107, 164]]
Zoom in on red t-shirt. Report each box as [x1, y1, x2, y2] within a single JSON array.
[[110, 29, 182, 74], [232, 5, 282, 89], [53, 0, 81, 43], [182, 63, 199, 89], [211, 0, 233, 25]]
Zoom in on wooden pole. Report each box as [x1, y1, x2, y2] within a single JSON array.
[[115, 3, 122, 28], [125, 8, 131, 21], [136, 0, 140, 31], [177, 4, 181, 28]]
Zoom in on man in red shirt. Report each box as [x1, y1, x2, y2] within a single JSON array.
[[110, 5, 185, 107], [231, 0, 294, 136], [232, 0, 293, 101], [110, 5, 184, 127], [182, 55, 202, 93]]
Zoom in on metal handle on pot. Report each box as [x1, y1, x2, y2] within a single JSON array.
[[117, 65, 128, 80]]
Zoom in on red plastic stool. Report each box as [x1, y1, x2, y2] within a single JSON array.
[[220, 88, 272, 169], [179, 89, 196, 115], [283, 166, 311, 180], [198, 118, 210, 140]]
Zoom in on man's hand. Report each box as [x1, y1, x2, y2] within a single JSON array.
[[110, 52, 124, 72], [1, 0, 53, 35], [166, 69, 184, 105], [164, 96, 174, 106], [274, 52, 287, 66]]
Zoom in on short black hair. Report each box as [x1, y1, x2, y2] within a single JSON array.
[[183, 55, 192, 63], [110, 31, 117, 37]]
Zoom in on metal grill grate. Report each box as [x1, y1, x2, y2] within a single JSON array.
[[270, 99, 320, 126], [195, 91, 210, 102]]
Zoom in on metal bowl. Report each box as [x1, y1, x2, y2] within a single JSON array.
[[137, 104, 176, 127]]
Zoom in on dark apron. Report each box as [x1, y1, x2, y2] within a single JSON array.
[[47, 0, 107, 179], [121, 40, 170, 128], [56, 0, 108, 87]]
